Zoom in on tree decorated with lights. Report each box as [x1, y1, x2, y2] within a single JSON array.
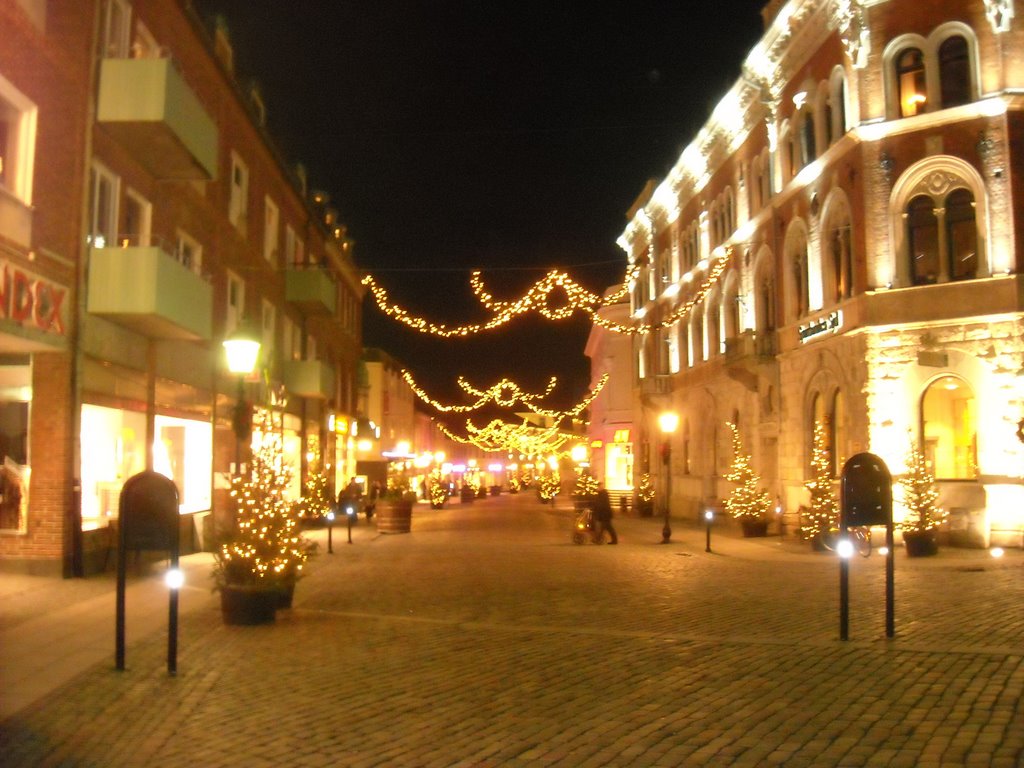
[[539, 471, 560, 502], [217, 410, 312, 588], [723, 422, 772, 522], [295, 443, 333, 523], [898, 440, 946, 534], [802, 419, 839, 541], [573, 468, 598, 499], [428, 468, 449, 508]]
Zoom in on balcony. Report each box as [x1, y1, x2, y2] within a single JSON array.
[[97, 58, 217, 180], [285, 265, 337, 314], [282, 359, 335, 399], [87, 245, 212, 340]]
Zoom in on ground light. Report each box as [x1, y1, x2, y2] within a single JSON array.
[[704, 509, 713, 553], [991, 547, 1005, 558], [658, 411, 679, 543], [164, 567, 185, 590]]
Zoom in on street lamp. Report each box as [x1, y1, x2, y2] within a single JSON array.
[[658, 411, 678, 543], [223, 327, 261, 471]]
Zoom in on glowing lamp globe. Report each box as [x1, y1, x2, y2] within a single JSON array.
[[223, 331, 261, 375]]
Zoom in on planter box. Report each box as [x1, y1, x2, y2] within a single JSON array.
[[903, 530, 939, 557], [220, 585, 278, 625], [377, 499, 413, 533]]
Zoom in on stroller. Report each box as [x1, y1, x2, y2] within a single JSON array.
[[571, 506, 595, 544]]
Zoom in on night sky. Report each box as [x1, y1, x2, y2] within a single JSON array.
[[191, 0, 768, 416]]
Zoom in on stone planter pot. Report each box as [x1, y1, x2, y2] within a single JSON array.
[[903, 530, 939, 557], [740, 518, 769, 537], [220, 585, 278, 625], [460, 487, 475, 504], [377, 498, 413, 533]]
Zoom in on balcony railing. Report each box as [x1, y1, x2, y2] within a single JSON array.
[[282, 359, 335, 399], [96, 57, 217, 180], [87, 242, 212, 340], [285, 263, 337, 314]]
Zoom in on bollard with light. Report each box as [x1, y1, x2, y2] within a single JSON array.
[[326, 510, 335, 554], [657, 411, 678, 543], [345, 503, 356, 543], [704, 508, 714, 553]]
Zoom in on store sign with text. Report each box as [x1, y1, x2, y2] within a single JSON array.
[[0, 261, 67, 336], [798, 310, 842, 344]]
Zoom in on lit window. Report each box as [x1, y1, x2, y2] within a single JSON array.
[[897, 47, 927, 117], [921, 375, 977, 479], [228, 152, 249, 231]]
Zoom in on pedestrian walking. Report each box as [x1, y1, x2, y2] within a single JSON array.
[[592, 486, 617, 544]]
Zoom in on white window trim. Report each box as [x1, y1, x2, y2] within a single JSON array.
[[226, 270, 244, 335], [229, 151, 249, 231], [89, 161, 119, 247], [0, 72, 37, 205], [263, 196, 279, 264]]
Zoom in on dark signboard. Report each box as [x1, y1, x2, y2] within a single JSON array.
[[840, 452, 892, 528], [118, 471, 179, 551]]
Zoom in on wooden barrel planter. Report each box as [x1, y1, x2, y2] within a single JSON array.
[[220, 585, 278, 625], [377, 498, 413, 533]]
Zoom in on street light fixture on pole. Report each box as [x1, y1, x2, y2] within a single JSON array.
[[223, 327, 261, 473], [658, 411, 678, 543]]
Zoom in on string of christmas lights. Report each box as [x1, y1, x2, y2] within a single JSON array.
[[402, 370, 558, 413], [438, 418, 576, 456], [404, 370, 608, 424], [362, 255, 727, 337]]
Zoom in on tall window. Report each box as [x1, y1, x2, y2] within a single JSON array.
[[226, 271, 244, 335], [897, 48, 927, 116], [787, 229, 809, 319], [907, 189, 977, 285], [263, 197, 279, 264], [938, 35, 971, 108], [228, 152, 249, 231], [946, 188, 977, 280], [88, 163, 118, 246], [103, 0, 131, 58], [122, 189, 150, 248], [921, 375, 977, 479], [908, 195, 940, 285], [824, 196, 854, 303], [176, 229, 201, 273]]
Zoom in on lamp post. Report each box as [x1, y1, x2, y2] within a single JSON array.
[[223, 328, 261, 472], [658, 411, 678, 543]]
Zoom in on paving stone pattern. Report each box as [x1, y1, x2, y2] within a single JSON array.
[[1, 493, 1021, 767]]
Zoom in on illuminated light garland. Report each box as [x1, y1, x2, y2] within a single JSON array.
[[402, 370, 558, 413], [438, 418, 578, 457], [363, 256, 725, 337], [404, 370, 608, 424]]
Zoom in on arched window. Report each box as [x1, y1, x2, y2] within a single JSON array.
[[897, 47, 927, 116], [706, 293, 721, 357], [831, 390, 847, 477], [760, 149, 772, 204], [939, 35, 970, 108], [921, 375, 977, 479], [800, 108, 817, 166], [786, 225, 809, 319], [722, 275, 740, 342], [829, 68, 848, 144], [907, 195, 939, 285], [823, 192, 854, 303], [946, 188, 977, 281], [691, 310, 704, 365], [756, 262, 776, 333]]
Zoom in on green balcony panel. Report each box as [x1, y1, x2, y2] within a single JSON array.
[[283, 359, 335, 400], [97, 58, 217, 180], [285, 267, 337, 314], [87, 246, 212, 340]]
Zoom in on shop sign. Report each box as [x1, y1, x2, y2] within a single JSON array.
[[0, 261, 67, 335], [798, 310, 842, 343], [613, 429, 631, 443]]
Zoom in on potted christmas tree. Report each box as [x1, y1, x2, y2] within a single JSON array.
[[214, 411, 314, 624], [724, 422, 772, 536], [898, 440, 946, 557], [635, 473, 654, 517], [803, 420, 839, 550]]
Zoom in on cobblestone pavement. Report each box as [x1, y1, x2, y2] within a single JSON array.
[[1, 493, 1022, 767]]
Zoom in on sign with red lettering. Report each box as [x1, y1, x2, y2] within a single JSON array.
[[0, 262, 67, 336]]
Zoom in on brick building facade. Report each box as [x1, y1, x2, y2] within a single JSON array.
[[0, 0, 364, 574]]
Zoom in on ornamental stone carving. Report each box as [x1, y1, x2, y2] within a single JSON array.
[[983, 0, 1014, 33], [829, 0, 870, 69]]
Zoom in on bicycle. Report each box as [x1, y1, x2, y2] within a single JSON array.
[[820, 526, 872, 557]]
